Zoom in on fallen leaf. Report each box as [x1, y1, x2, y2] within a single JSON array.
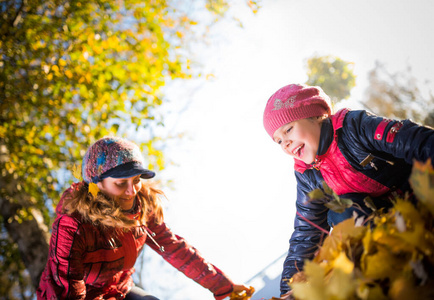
[[317, 218, 366, 261], [88, 182, 99, 198], [229, 286, 255, 300], [364, 196, 377, 212], [72, 163, 82, 180], [409, 159, 434, 215], [325, 197, 353, 213], [307, 189, 325, 201]]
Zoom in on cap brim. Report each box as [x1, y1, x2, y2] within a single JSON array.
[[110, 167, 155, 179], [100, 161, 156, 180], [140, 170, 156, 179]]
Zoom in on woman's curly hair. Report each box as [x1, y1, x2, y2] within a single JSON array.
[[61, 180, 164, 229]]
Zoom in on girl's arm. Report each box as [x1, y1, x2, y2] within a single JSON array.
[[145, 218, 234, 300], [345, 110, 434, 165], [280, 170, 330, 295]]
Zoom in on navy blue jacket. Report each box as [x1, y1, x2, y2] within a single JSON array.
[[280, 109, 434, 295]]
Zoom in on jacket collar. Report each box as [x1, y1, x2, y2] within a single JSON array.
[[317, 118, 334, 156], [294, 109, 350, 173], [294, 118, 333, 172]]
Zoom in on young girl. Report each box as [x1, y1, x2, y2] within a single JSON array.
[[37, 136, 248, 300], [262, 83, 434, 297]]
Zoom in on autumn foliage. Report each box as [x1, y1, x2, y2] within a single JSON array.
[[0, 0, 259, 296], [281, 160, 434, 300]]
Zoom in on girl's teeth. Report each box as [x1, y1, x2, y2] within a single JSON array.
[[293, 145, 303, 156]]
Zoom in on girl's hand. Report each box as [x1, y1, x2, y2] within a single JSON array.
[[271, 291, 294, 300]]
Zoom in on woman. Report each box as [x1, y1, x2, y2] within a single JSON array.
[[37, 136, 248, 299]]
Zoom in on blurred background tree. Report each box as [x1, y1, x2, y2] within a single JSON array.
[[305, 55, 357, 107], [0, 0, 259, 299], [305, 55, 433, 128], [364, 61, 434, 127]]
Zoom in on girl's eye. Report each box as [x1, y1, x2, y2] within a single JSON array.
[[278, 140, 282, 145], [286, 127, 292, 134], [133, 178, 140, 184]]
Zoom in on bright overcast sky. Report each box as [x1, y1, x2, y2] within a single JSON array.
[[136, 0, 434, 299]]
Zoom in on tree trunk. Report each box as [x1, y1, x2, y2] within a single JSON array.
[[0, 196, 50, 289]]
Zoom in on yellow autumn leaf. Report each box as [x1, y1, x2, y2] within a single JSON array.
[[89, 182, 99, 198], [291, 261, 327, 300], [357, 282, 388, 300], [362, 227, 374, 256], [175, 31, 183, 38], [85, 72, 92, 83], [396, 223, 434, 256], [409, 159, 434, 215], [65, 70, 73, 79], [393, 200, 422, 226], [58, 58, 67, 66], [388, 277, 418, 300], [317, 218, 366, 262], [327, 268, 355, 299], [374, 231, 414, 254], [72, 164, 82, 180], [229, 286, 255, 300], [362, 244, 404, 280], [332, 252, 354, 274]]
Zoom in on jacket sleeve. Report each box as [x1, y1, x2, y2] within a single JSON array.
[[280, 170, 330, 295], [46, 214, 87, 300], [344, 110, 434, 165], [146, 219, 234, 300]]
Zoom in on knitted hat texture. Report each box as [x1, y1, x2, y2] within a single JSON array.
[[263, 84, 331, 138], [82, 136, 149, 183]]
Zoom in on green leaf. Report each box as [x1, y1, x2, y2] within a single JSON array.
[[308, 189, 325, 201], [325, 198, 353, 213], [322, 181, 334, 195], [364, 196, 377, 212]]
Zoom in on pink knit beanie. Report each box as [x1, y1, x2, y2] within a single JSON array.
[[263, 84, 331, 138]]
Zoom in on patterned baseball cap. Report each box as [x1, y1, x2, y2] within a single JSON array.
[[82, 136, 155, 183]]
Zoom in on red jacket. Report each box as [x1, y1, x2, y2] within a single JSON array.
[[37, 188, 233, 299]]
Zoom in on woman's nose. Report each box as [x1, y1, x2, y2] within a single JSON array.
[[125, 183, 135, 195]]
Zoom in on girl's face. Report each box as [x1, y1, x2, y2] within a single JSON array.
[[97, 175, 142, 210], [273, 118, 322, 164]]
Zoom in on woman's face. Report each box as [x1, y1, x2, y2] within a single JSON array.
[[273, 117, 322, 164], [97, 175, 142, 210]]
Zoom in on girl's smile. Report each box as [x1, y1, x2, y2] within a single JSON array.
[[273, 117, 323, 164]]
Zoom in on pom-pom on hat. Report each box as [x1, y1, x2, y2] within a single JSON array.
[[82, 136, 155, 183], [263, 84, 332, 139]]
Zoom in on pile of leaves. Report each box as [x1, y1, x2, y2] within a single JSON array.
[[286, 160, 434, 300]]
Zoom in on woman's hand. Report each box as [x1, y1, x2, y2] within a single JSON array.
[[232, 284, 250, 294], [229, 284, 255, 299]]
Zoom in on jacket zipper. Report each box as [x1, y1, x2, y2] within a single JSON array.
[[360, 153, 395, 171], [144, 227, 165, 252]]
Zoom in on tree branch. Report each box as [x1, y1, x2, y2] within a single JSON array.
[[0, 196, 50, 288]]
